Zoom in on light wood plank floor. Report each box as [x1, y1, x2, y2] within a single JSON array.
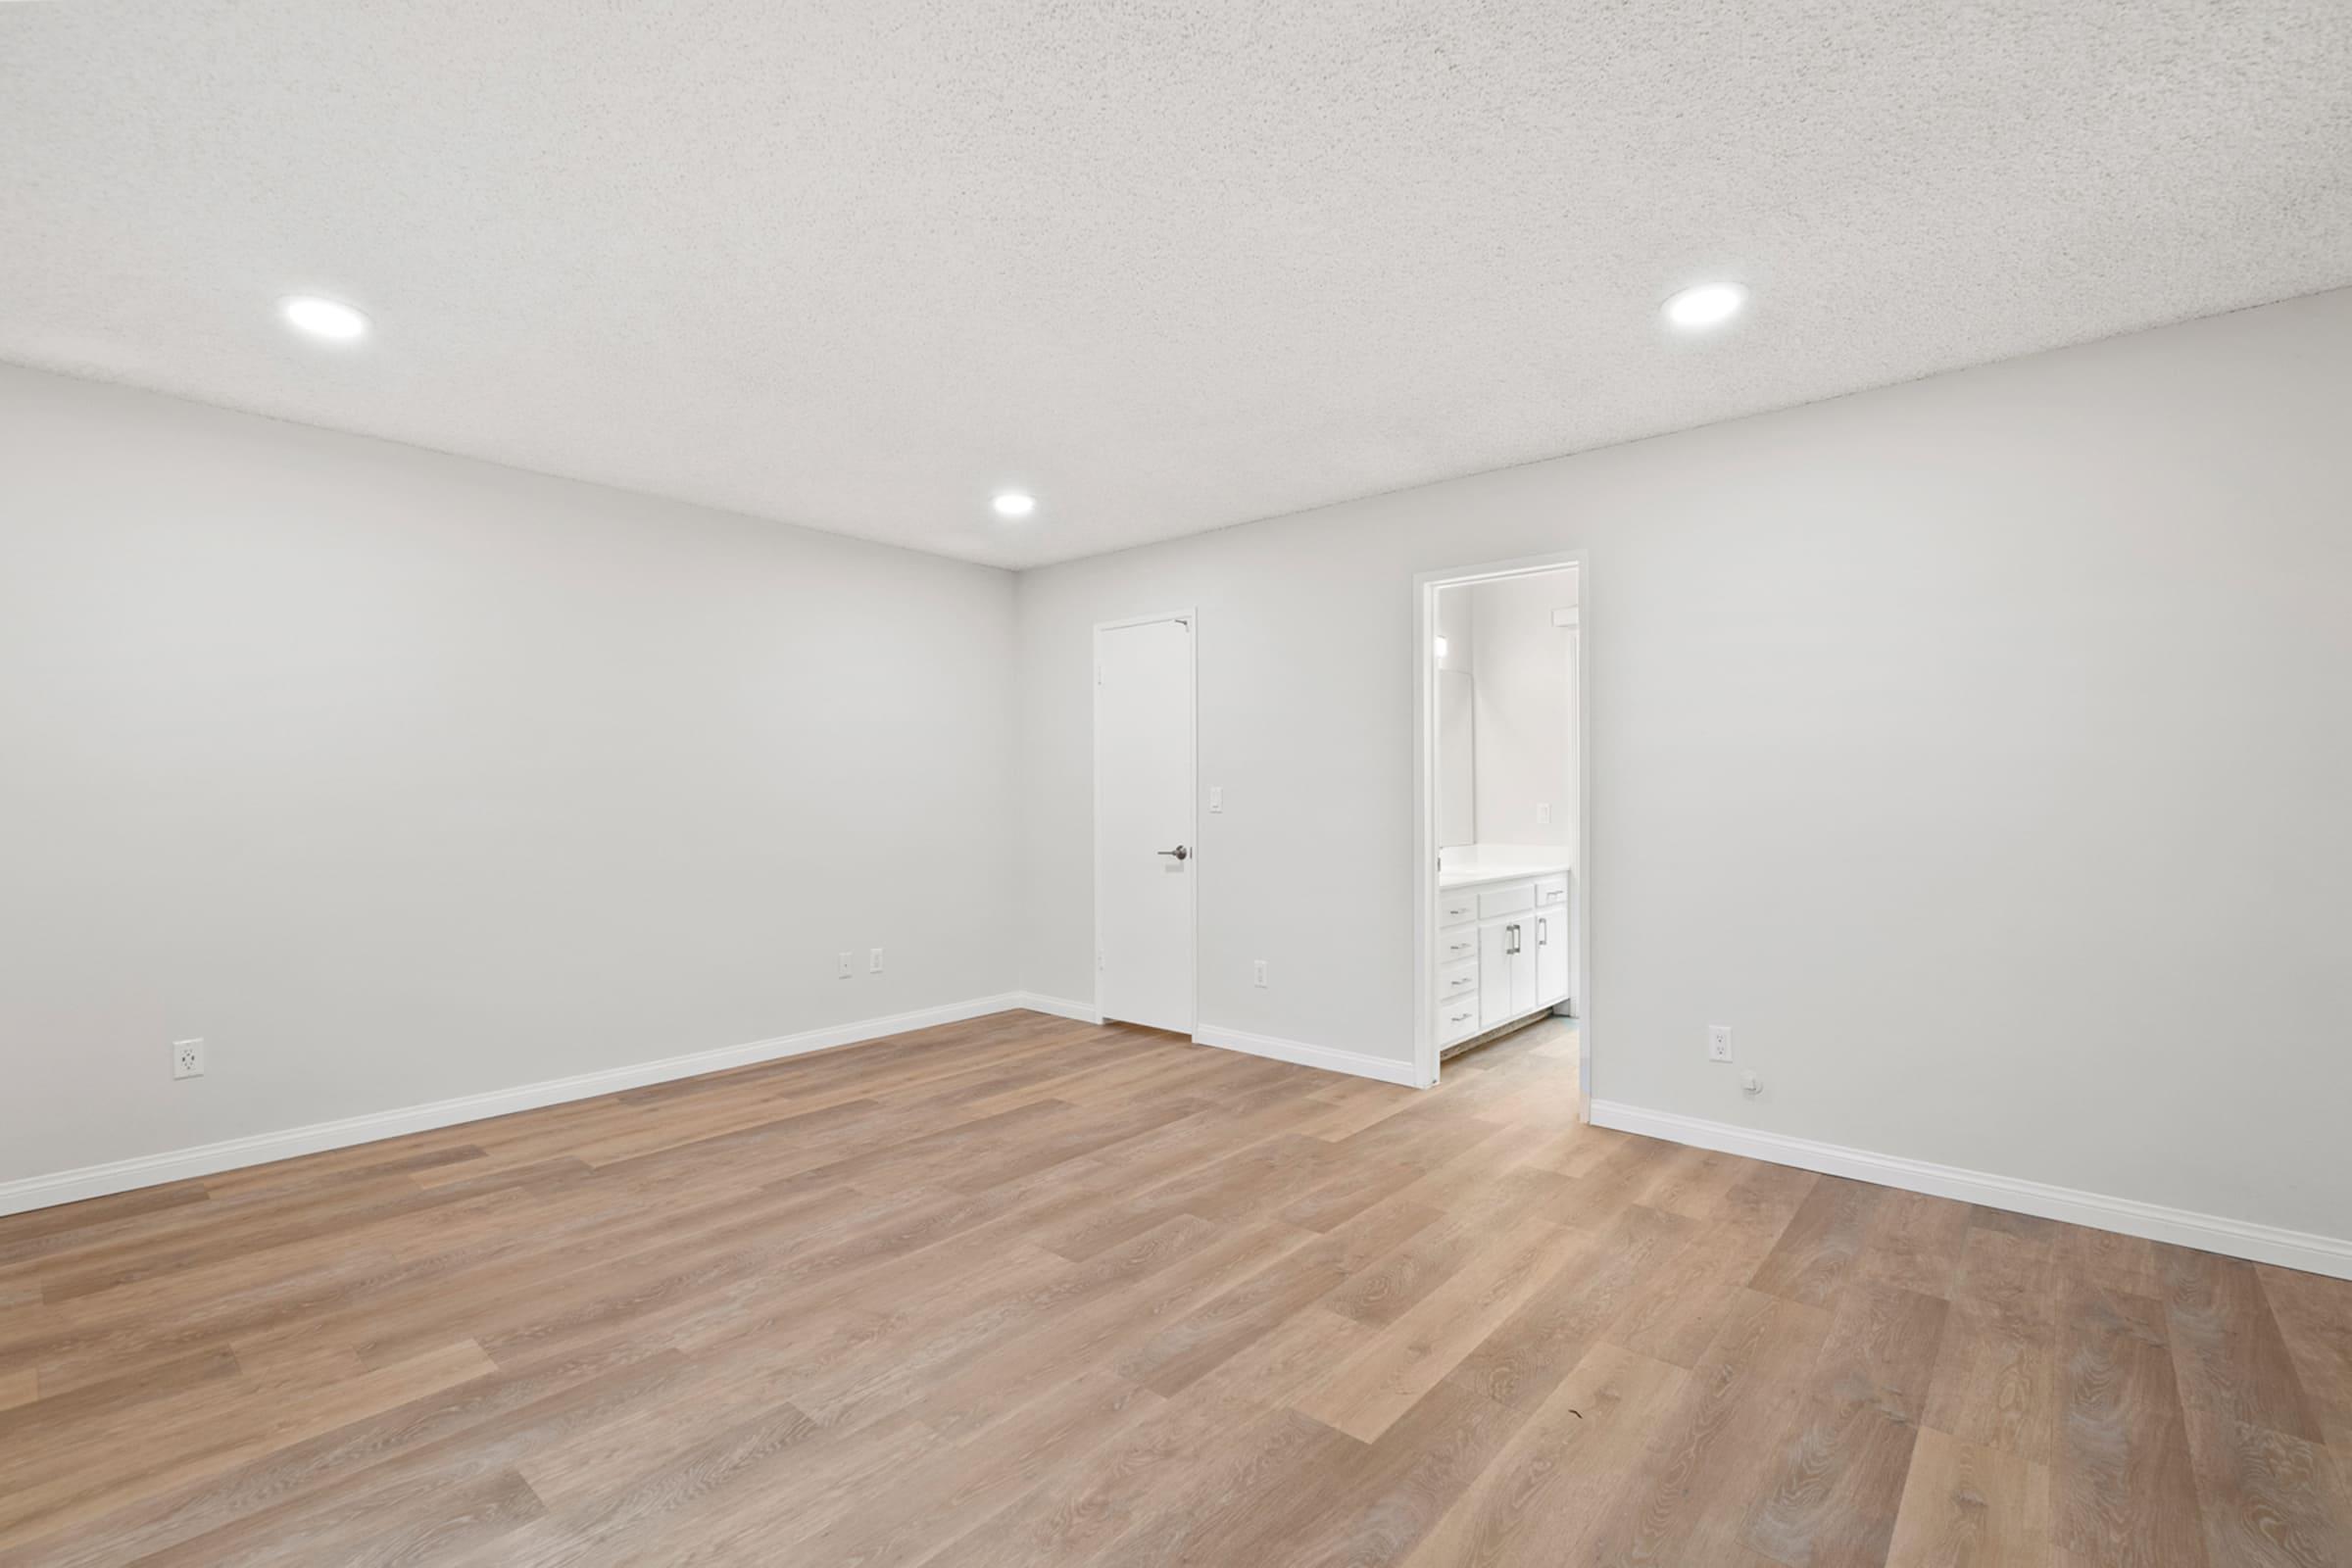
[[2, 1010, 2346, 1566]]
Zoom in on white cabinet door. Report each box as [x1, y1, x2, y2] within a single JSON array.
[[1534, 908, 1568, 1005], [1509, 917, 1539, 1015], [1477, 920, 1514, 1031], [1481, 914, 1543, 1028]]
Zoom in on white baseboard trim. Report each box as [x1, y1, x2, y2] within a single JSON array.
[[0, 992, 1039, 1219], [1193, 1023, 1424, 1088], [1008, 992, 1104, 1025], [1589, 1100, 2352, 1282]]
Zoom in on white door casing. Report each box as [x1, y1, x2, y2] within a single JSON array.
[[1095, 614, 1197, 1033]]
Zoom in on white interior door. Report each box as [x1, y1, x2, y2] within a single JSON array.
[[1096, 615, 1196, 1032]]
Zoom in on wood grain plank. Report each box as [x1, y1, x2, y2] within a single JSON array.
[[1924, 1225, 2063, 1465], [1080, 1404, 1366, 1568], [0, 1182, 212, 1254], [1115, 1198, 1442, 1396], [0, 1340, 499, 1551], [1323, 1163, 1575, 1329], [1884, 1426, 2051, 1568], [1227, 1379, 1540, 1568], [775, 1367, 1160, 1568], [0, 1344, 689, 1568], [2257, 1264, 2352, 1451], [129, 1467, 545, 1568], [2056, 1225, 2165, 1300], [1450, 1200, 1698, 1415], [1749, 1175, 1887, 1307], [935, 1387, 1289, 1567], [1636, 1145, 1753, 1222], [1574, 1286, 1834, 1565], [1856, 1189, 1976, 1299], [2178, 1403, 2352, 1568], [2050, 1283, 2211, 1568], [1742, 1281, 1951, 1568], [1294, 1209, 1586, 1441], [1606, 1179, 1813, 1371], [2159, 1246, 2326, 1444], [1403, 1341, 1687, 1567]]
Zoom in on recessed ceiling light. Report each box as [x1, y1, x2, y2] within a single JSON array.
[[991, 491, 1037, 519], [279, 295, 369, 341], [1662, 281, 1747, 331]]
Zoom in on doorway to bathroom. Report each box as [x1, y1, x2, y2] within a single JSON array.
[[1412, 553, 1588, 1096]]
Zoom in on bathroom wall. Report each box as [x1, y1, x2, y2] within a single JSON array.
[[1468, 569, 1579, 853]]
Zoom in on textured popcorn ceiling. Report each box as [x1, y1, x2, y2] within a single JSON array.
[[3, 2, 2348, 568]]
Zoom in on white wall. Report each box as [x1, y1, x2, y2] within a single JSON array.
[[1468, 570, 1578, 851], [0, 366, 1020, 1187], [1016, 288, 2352, 1243], [10, 290, 2351, 1250]]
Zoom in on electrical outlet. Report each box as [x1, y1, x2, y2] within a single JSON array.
[[1707, 1025, 1734, 1062], [868, 947, 884, 973], [1252, 959, 1268, 988], [172, 1038, 206, 1079], [836, 952, 854, 979]]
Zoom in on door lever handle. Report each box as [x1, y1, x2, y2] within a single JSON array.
[[1156, 845, 1190, 860]]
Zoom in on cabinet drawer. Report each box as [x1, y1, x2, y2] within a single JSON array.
[[1437, 928, 1479, 965], [1438, 958, 1478, 1001], [1535, 876, 1569, 907], [1438, 891, 1479, 928], [1436, 997, 1482, 1047], [1478, 881, 1535, 918]]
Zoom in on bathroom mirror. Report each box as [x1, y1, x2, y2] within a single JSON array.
[[1436, 667, 1475, 849]]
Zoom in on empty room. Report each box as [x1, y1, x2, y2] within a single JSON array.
[[3, 2, 2349, 1564]]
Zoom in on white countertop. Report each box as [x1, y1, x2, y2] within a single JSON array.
[[1438, 849, 1574, 891]]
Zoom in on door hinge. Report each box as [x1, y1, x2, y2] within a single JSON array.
[[1097, 947, 1105, 970], [1096, 661, 1104, 687]]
